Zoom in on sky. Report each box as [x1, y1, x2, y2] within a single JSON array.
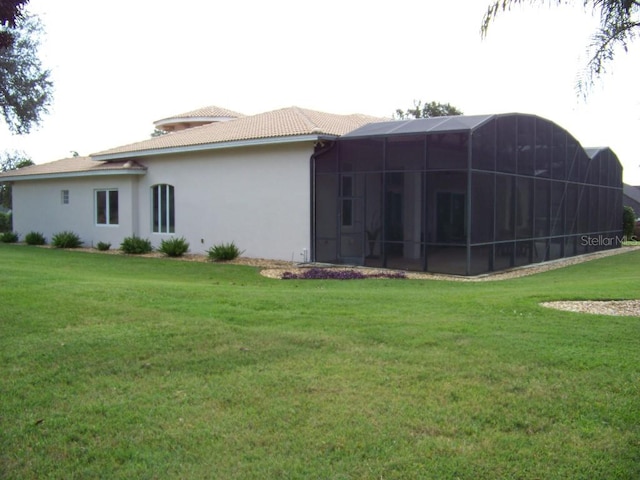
[[2, 0, 639, 184]]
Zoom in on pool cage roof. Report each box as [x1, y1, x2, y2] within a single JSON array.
[[342, 113, 619, 167], [342, 114, 496, 138]]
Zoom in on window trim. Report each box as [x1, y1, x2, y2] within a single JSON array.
[[151, 184, 175, 234], [95, 188, 119, 226]]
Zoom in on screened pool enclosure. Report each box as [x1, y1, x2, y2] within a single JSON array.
[[312, 113, 623, 275]]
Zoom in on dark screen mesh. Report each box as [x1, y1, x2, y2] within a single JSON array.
[[315, 115, 623, 275]]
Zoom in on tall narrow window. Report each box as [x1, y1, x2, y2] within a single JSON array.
[[341, 175, 353, 227], [152, 184, 175, 233], [61, 190, 69, 205], [96, 189, 119, 225]]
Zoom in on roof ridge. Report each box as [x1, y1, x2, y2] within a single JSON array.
[[290, 106, 322, 133]]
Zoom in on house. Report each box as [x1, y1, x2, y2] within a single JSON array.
[[0, 107, 623, 275], [623, 184, 640, 217], [0, 106, 383, 262]]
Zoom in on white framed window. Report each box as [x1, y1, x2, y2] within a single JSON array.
[[152, 184, 175, 233], [95, 189, 119, 225], [61, 189, 69, 205]]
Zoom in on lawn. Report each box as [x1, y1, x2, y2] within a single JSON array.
[[0, 244, 638, 479]]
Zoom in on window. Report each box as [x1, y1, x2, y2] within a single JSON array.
[[96, 189, 118, 225], [341, 175, 353, 227], [152, 184, 175, 233], [61, 190, 69, 205]]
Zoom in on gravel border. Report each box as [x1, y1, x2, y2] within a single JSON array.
[[540, 300, 640, 317]]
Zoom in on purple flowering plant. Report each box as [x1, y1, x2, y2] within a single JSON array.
[[281, 268, 406, 280]]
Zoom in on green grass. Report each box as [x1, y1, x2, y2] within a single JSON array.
[[1, 244, 639, 479]]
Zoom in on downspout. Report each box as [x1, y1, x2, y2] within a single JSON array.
[[309, 139, 337, 263]]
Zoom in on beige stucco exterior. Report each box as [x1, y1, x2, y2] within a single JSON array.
[[10, 142, 313, 261], [12, 175, 140, 248], [138, 142, 313, 260]]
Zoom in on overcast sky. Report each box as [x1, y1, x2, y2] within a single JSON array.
[[2, 0, 639, 183]]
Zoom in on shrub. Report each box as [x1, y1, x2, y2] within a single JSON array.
[[207, 242, 243, 262], [51, 231, 82, 248], [96, 241, 111, 251], [623, 206, 636, 240], [0, 212, 11, 232], [120, 235, 153, 254], [0, 231, 19, 243], [159, 236, 190, 257], [281, 268, 407, 280], [24, 231, 46, 245]]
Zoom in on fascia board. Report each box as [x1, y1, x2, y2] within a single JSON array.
[[1, 169, 147, 182], [91, 135, 328, 161]]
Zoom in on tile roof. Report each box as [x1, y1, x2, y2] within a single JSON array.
[[159, 105, 245, 121], [154, 105, 245, 122], [0, 156, 146, 181], [94, 106, 386, 159], [0, 106, 386, 181]]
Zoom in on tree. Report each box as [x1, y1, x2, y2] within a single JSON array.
[[481, 1, 640, 94], [394, 100, 463, 120], [151, 128, 168, 137], [0, 12, 53, 133], [623, 205, 636, 239], [0, 0, 29, 48], [0, 150, 33, 209]]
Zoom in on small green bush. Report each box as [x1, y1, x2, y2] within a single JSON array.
[[24, 231, 46, 245], [52, 231, 82, 248], [0, 231, 19, 243], [159, 236, 190, 257], [120, 235, 153, 254], [96, 241, 111, 251], [208, 241, 243, 262], [0, 212, 11, 232]]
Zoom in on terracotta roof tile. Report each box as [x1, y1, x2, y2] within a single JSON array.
[[155, 105, 245, 122], [94, 106, 385, 158], [0, 106, 386, 180], [0, 156, 146, 180]]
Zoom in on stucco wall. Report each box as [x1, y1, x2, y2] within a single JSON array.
[[11, 142, 313, 261], [12, 175, 139, 247], [136, 142, 312, 260]]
